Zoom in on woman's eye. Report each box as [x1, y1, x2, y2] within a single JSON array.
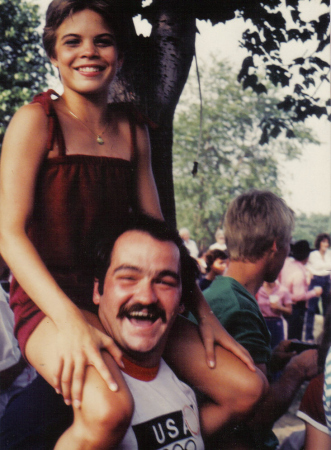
[[64, 39, 80, 46], [95, 38, 114, 47]]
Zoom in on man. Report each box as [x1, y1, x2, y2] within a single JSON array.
[[204, 190, 319, 449], [0, 216, 266, 449], [179, 227, 199, 259]]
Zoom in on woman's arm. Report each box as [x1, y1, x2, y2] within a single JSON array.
[[0, 104, 122, 405]]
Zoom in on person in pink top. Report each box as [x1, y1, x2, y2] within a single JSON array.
[[256, 280, 292, 348], [279, 241, 323, 340]]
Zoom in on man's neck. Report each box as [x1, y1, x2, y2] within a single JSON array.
[[225, 259, 266, 296], [122, 356, 160, 381]]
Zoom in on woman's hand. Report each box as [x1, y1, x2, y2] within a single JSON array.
[[198, 310, 256, 371], [53, 311, 123, 409]]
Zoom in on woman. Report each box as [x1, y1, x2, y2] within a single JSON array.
[[0, 1, 258, 447], [306, 233, 331, 341], [256, 280, 292, 348]]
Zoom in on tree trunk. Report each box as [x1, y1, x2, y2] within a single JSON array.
[[111, 1, 196, 227]]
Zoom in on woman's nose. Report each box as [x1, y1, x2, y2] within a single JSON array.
[[81, 39, 98, 57]]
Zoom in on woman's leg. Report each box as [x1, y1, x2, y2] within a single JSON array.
[[306, 296, 319, 341], [163, 315, 267, 436], [321, 277, 331, 316], [25, 312, 133, 450], [265, 317, 284, 349]]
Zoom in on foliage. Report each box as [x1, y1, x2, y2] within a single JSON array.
[[0, 0, 50, 148], [292, 213, 331, 246], [142, 0, 330, 142], [173, 59, 319, 248]]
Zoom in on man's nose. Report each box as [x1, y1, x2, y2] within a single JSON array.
[[134, 279, 157, 304]]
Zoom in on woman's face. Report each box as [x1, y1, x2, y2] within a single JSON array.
[[51, 9, 122, 95], [320, 239, 330, 252]]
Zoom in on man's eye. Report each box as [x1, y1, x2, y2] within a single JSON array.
[[157, 279, 177, 287]]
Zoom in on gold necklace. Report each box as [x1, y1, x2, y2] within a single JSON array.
[[64, 104, 108, 145]]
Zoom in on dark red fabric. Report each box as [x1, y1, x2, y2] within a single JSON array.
[[299, 373, 327, 427], [10, 91, 137, 357]]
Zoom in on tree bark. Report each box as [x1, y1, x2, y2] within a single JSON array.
[[111, 1, 196, 226]]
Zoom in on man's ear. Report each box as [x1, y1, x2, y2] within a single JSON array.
[[93, 278, 101, 305], [271, 241, 278, 253]]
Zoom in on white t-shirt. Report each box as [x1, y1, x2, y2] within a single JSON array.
[[117, 358, 204, 450], [307, 250, 331, 277]]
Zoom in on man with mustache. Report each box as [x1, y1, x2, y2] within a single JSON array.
[[0, 215, 266, 449], [90, 215, 266, 449]]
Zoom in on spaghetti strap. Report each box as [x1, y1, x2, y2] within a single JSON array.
[[31, 90, 66, 156]]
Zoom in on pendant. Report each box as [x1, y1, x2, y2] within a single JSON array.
[[97, 135, 104, 145]]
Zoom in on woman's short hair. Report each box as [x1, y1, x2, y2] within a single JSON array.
[[224, 190, 294, 262], [43, 0, 130, 59], [314, 233, 331, 250]]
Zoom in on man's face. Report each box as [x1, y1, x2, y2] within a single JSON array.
[[93, 231, 182, 365]]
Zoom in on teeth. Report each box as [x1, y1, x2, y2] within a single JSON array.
[[78, 67, 101, 73], [129, 311, 155, 319]]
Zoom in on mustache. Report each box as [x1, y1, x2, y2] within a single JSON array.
[[117, 303, 167, 323]]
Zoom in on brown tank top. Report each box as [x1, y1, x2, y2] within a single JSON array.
[[10, 90, 140, 327]]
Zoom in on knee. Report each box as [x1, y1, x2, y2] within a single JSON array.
[[228, 367, 268, 417], [77, 381, 134, 448]]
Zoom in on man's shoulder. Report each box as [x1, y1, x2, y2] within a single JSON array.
[[204, 276, 255, 307], [204, 276, 259, 326]]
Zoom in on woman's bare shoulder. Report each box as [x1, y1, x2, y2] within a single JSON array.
[[3, 102, 49, 157]]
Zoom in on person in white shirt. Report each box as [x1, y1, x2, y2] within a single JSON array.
[[0, 286, 36, 419], [306, 233, 331, 341], [179, 227, 199, 260]]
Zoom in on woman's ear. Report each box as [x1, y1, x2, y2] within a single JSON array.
[[50, 56, 59, 68]]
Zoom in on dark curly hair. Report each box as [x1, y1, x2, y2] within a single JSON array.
[[205, 249, 228, 273], [314, 233, 331, 251]]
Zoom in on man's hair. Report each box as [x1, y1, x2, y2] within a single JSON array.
[[224, 190, 295, 262], [43, 0, 131, 59], [94, 215, 200, 308], [315, 233, 331, 250], [205, 249, 228, 273]]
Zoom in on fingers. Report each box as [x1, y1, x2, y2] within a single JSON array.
[[61, 359, 74, 405], [88, 346, 119, 393], [53, 357, 63, 396], [200, 326, 216, 368], [230, 343, 256, 372], [71, 356, 86, 409], [103, 337, 124, 369]]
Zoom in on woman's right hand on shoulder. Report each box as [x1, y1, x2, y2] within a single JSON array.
[[54, 309, 123, 409]]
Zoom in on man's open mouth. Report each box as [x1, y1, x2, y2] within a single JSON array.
[[118, 304, 166, 324]]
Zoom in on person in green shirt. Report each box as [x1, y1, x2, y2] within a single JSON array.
[[204, 190, 319, 450]]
